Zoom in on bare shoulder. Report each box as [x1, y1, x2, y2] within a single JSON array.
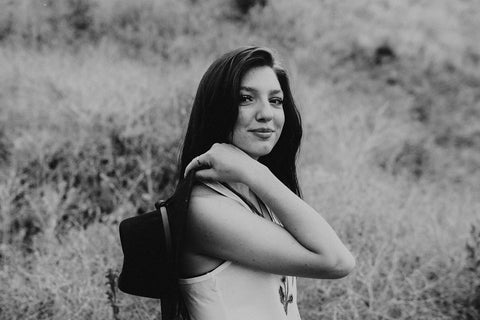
[[189, 182, 247, 218]]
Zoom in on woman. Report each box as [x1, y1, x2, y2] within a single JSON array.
[[175, 46, 355, 320]]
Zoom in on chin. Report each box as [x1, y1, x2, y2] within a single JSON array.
[[244, 145, 274, 159]]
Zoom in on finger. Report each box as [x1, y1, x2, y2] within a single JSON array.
[[185, 155, 211, 177], [195, 168, 218, 181], [184, 157, 200, 177]]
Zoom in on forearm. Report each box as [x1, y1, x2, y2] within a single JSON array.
[[246, 163, 355, 272]]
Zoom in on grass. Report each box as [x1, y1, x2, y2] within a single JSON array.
[[298, 169, 479, 319], [0, 0, 479, 319]]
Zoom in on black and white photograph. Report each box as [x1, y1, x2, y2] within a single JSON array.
[[0, 1, 479, 319]]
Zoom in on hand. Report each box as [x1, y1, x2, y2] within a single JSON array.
[[184, 143, 258, 184]]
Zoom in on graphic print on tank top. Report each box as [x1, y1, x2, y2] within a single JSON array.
[[279, 276, 294, 314]]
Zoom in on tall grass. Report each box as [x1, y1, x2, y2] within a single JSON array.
[[0, 0, 479, 319]]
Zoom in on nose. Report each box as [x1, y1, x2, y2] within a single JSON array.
[[255, 98, 274, 122]]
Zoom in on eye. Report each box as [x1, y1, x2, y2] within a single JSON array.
[[239, 94, 253, 105], [270, 97, 283, 107]]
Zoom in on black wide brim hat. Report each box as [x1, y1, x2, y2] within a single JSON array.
[[118, 207, 172, 299], [118, 172, 195, 299]]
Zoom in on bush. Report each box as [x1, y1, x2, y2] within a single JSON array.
[[465, 222, 480, 317], [4, 111, 182, 247]]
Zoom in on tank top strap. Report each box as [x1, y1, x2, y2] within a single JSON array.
[[263, 203, 283, 226]]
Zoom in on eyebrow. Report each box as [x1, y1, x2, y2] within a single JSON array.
[[240, 86, 283, 95]]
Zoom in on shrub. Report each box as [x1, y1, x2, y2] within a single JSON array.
[[234, 0, 267, 14], [465, 222, 480, 316], [0, 127, 11, 167]]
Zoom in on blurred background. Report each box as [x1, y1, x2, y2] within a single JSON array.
[[0, 0, 479, 319]]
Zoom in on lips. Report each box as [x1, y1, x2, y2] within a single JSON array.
[[249, 128, 275, 139], [249, 128, 274, 133]]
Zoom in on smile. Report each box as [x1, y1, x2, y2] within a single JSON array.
[[249, 128, 274, 133], [249, 129, 275, 139]]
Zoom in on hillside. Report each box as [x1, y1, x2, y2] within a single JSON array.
[[0, 1, 479, 319]]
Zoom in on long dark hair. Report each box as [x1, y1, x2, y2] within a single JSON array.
[[164, 46, 303, 320]]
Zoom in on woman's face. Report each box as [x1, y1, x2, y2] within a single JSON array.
[[231, 66, 285, 159]]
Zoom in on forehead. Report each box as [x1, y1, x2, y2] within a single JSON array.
[[240, 66, 282, 91]]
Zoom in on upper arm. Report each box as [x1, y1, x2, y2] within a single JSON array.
[[185, 190, 351, 279]]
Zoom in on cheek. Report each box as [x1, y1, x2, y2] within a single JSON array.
[[231, 114, 248, 144], [233, 110, 250, 131], [277, 110, 285, 133]]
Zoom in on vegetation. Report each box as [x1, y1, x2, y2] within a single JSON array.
[[0, 0, 479, 319]]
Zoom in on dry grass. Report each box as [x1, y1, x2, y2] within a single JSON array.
[[0, 0, 479, 319]]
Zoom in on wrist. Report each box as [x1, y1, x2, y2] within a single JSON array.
[[243, 161, 270, 188]]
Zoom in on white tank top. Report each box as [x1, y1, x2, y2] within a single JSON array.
[[179, 181, 302, 320]]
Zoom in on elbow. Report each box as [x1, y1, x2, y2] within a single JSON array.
[[332, 251, 356, 278], [317, 251, 356, 279]]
